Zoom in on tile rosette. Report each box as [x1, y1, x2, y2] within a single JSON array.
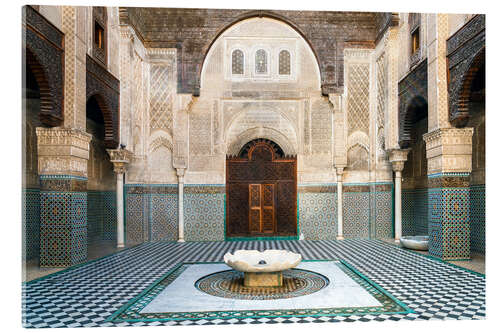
[[195, 268, 329, 300]]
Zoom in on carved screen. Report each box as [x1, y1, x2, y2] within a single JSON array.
[[226, 139, 296, 238]]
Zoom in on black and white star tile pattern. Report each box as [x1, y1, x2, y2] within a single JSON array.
[[22, 239, 485, 327]]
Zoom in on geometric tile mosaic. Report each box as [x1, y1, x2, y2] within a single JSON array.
[[23, 188, 40, 260], [22, 239, 486, 327], [428, 188, 443, 258], [373, 190, 393, 239], [125, 192, 149, 246], [150, 193, 178, 242], [428, 179, 471, 260], [39, 189, 88, 267], [298, 192, 337, 240], [402, 190, 415, 236], [402, 189, 428, 237], [343, 191, 370, 238], [184, 191, 225, 242], [88, 191, 117, 244], [469, 185, 485, 254]]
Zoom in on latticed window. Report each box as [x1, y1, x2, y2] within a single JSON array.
[[255, 49, 268, 74], [232, 49, 244, 75], [279, 50, 291, 75]]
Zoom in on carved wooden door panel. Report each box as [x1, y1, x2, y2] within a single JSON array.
[[261, 184, 275, 233], [249, 184, 261, 233], [226, 139, 296, 238], [248, 183, 276, 234]]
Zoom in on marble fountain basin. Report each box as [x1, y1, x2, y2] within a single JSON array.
[[400, 236, 429, 251], [223, 250, 302, 287]]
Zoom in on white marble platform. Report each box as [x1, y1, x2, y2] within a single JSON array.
[[140, 261, 381, 313]]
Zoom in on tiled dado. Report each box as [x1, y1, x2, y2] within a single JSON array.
[[343, 183, 393, 239], [125, 184, 179, 245], [39, 175, 88, 267], [402, 188, 428, 237], [297, 183, 392, 240], [125, 184, 226, 243], [428, 173, 471, 260], [88, 191, 117, 244], [298, 185, 337, 240], [184, 185, 225, 242], [470, 184, 485, 254], [23, 188, 40, 260]]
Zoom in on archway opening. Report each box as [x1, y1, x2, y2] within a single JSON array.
[[86, 95, 116, 246], [402, 96, 429, 237], [226, 139, 297, 238]]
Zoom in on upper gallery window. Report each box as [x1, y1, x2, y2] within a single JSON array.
[[232, 49, 244, 75], [94, 21, 105, 49], [411, 28, 420, 54], [255, 49, 268, 74], [279, 50, 291, 75]]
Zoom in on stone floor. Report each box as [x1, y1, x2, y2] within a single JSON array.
[[381, 239, 485, 274], [22, 240, 131, 282], [22, 239, 485, 328]]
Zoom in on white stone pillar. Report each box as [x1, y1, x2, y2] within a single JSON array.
[[388, 149, 410, 243], [107, 148, 132, 249], [177, 168, 186, 242], [116, 171, 125, 247], [336, 167, 345, 240], [394, 170, 402, 242]]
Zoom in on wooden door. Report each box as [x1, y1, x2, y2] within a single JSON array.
[[248, 183, 276, 234]]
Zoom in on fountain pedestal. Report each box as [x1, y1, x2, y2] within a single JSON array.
[[244, 272, 283, 287], [224, 249, 302, 288]]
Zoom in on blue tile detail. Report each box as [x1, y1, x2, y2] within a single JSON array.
[[470, 185, 485, 254], [184, 193, 225, 242], [298, 192, 337, 240], [23, 188, 40, 260]]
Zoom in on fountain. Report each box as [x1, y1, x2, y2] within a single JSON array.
[[223, 249, 302, 287]]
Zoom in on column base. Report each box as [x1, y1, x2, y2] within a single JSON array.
[[336, 236, 344, 240], [178, 239, 185, 243], [394, 239, 401, 243], [117, 243, 125, 248]]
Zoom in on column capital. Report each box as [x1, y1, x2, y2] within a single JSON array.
[[388, 148, 410, 172], [176, 167, 186, 180], [36, 127, 92, 177], [423, 128, 474, 174], [335, 165, 346, 177], [107, 148, 132, 174]]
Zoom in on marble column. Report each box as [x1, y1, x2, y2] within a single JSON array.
[[107, 148, 132, 248], [177, 168, 186, 242], [336, 167, 345, 240], [388, 149, 410, 243]]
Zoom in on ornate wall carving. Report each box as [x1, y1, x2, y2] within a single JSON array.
[[121, 8, 385, 95], [447, 14, 485, 127], [398, 59, 427, 148], [23, 5, 64, 127], [86, 55, 120, 149]]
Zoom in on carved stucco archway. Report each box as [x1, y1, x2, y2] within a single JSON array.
[[196, 12, 323, 96], [226, 126, 297, 157], [86, 94, 117, 149]]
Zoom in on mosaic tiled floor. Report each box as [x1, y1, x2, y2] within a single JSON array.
[[22, 239, 485, 327]]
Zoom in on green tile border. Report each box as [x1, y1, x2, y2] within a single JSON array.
[[107, 259, 413, 323]]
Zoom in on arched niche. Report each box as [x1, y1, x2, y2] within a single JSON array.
[[199, 17, 321, 96]]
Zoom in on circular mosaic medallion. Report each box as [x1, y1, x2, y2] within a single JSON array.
[[195, 269, 329, 300]]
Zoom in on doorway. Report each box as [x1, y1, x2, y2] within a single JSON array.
[[226, 139, 297, 238]]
